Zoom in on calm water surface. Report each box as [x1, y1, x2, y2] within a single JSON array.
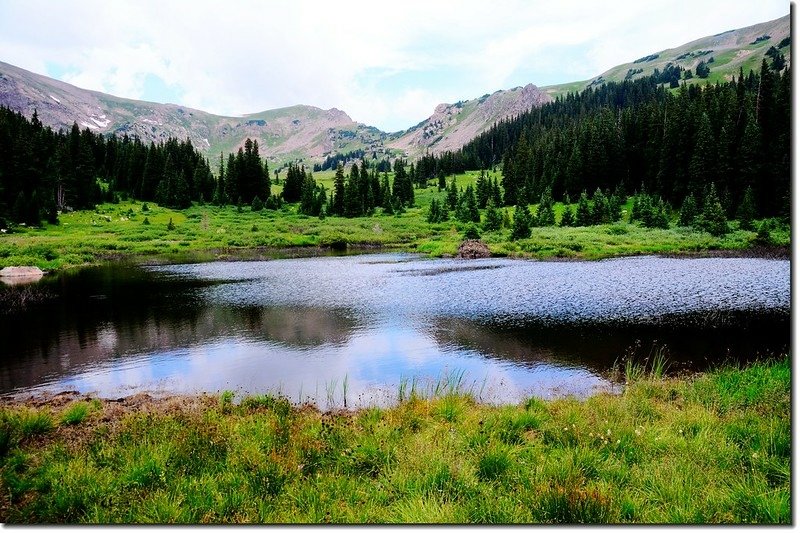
[[0, 254, 789, 406]]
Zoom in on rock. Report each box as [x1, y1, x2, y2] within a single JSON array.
[[0, 266, 44, 285], [0, 266, 44, 277], [457, 240, 491, 259]]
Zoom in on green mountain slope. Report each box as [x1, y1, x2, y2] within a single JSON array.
[[543, 14, 790, 98]]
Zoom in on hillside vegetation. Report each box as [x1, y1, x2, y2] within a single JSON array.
[[543, 14, 789, 97]]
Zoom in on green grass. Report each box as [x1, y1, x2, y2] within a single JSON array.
[[0, 170, 786, 272], [0, 357, 789, 524]]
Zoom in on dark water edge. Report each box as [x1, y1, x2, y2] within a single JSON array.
[[0, 254, 789, 405]]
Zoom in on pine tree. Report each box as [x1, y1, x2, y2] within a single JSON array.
[[510, 203, 532, 240], [575, 191, 592, 226], [456, 184, 480, 223], [446, 178, 458, 210], [332, 164, 346, 216], [483, 201, 503, 231], [736, 186, 757, 230], [590, 188, 610, 224], [476, 171, 490, 208], [225, 153, 239, 202], [695, 184, 728, 236], [560, 204, 575, 227], [689, 112, 714, 193], [535, 187, 556, 226], [678, 194, 699, 227], [213, 152, 227, 205], [427, 198, 441, 223]]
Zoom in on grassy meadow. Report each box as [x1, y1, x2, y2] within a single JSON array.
[[0, 170, 788, 272], [0, 357, 789, 524]]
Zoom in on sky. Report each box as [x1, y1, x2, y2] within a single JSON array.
[[0, 0, 789, 132]]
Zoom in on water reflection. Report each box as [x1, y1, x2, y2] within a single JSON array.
[[0, 254, 789, 406]]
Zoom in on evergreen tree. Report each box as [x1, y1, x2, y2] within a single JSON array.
[[696, 60, 710, 78], [213, 153, 227, 205], [575, 191, 592, 226], [535, 187, 556, 226], [736, 186, 757, 230], [456, 184, 480, 223], [678, 194, 699, 227], [224, 153, 239, 202], [483, 201, 503, 231], [251, 195, 264, 211], [332, 164, 346, 216], [392, 159, 414, 206], [427, 198, 442, 223], [510, 203, 532, 240], [695, 184, 728, 236], [446, 178, 458, 210], [590, 188, 610, 224], [476, 171, 490, 208], [560, 204, 575, 227], [344, 167, 361, 218]]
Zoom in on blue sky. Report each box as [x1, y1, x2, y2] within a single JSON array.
[[0, 0, 789, 131]]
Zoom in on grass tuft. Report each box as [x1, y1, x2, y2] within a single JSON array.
[[0, 357, 789, 524]]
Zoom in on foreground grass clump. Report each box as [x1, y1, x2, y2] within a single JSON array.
[[0, 358, 789, 524]]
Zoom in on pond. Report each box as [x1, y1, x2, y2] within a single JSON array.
[[0, 254, 790, 407]]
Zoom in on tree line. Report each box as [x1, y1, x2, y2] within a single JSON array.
[[423, 61, 790, 221], [0, 104, 427, 226], [0, 109, 218, 226]]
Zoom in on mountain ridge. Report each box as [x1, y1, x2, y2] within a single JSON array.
[[0, 13, 789, 165]]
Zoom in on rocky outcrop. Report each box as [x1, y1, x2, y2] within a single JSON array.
[[388, 83, 552, 157]]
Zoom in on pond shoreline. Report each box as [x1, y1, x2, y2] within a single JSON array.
[[53, 241, 795, 272], [0, 358, 789, 524]]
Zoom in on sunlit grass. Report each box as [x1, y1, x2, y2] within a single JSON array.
[[0, 170, 782, 271], [0, 357, 789, 524]]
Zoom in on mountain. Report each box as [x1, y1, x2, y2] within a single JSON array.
[[0, 60, 387, 166], [0, 14, 790, 165], [387, 83, 551, 158], [542, 14, 790, 98]]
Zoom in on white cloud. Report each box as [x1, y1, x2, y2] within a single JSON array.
[[0, 0, 789, 131]]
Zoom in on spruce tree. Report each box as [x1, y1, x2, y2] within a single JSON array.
[[447, 178, 458, 210], [332, 164, 346, 216], [695, 184, 728, 236], [510, 203, 532, 240], [560, 204, 575, 227], [575, 191, 592, 226], [535, 188, 556, 226], [678, 194, 699, 227], [590, 188, 610, 224], [427, 198, 441, 223], [214, 153, 227, 205], [457, 184, 480, 223], [736, 186, 757, 230], [483, 201, 503, 231]]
